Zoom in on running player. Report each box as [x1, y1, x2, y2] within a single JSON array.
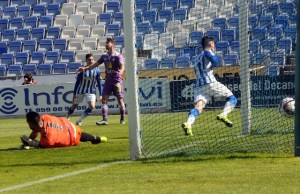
[[182, 36, 237, 136]]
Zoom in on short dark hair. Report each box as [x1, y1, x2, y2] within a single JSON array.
[[106, 37, 115, 44], [86, 53, 94, 60], [201, 36, 215, 49], [24, 73, 33, 81], [26, 111, 40, 124]]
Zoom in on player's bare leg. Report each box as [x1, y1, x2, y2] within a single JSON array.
[[117, 97, 125, 124], [76, 101, 95, 126], [182, 100, 205, 136], [66, 104, 78, 120]]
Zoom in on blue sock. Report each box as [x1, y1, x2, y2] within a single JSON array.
[[78, 108, 92, 122], [189, 108, 200, 117], [226, 95, 237, 107]]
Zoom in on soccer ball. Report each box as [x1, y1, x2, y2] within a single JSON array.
[[279, 97, 295, 117]]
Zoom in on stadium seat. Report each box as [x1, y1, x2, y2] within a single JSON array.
[[175, 56, 190, 68], [135, 10, 143, 23], [167, 46, 181, 58], [158, 9, 172, 22], [76, 2, 90, 15], [99, 12, 113, 26], [174, 31, 189, 48], [152, 45, 166, 60], [47, 3, 61, 17], [223, 54, 239, 66], [152, 21, 165, 33], [97, 36, 109, 50], [1, 53, 14, 67], [76, 25, 90, 38], [151, 0, 164, 11], [284, 25, 297, 42], [158, 32, 172, 48], [252, 27, 267, 42], [40, 0, 53, 5], [68, 62, 82, 73], [219, 4, 233, 18], [182, 46, 196, 58], [10, 17, 24, 30], [173, 8, 187, 21], [90, 24, 105, 38], [3, 7, 17, 19], [18, 5, 32, 18], [196, 18, 211, 31], [25, 0, 39, 6], [221, 29, 235, 42], [8, 40, 22, 53], [61, 26, 76, 39], [115, 35, 124, 48], [195, 0, 209, 7], [53, 63, 67, 74], [44, 51, 60, 64], [7, 65, 22, 76], [249, 2, 263, 16], [160, 57, 175, 69], [31, 51, 45, 64], [189, 8, 204, 20], [143, 9, 157, 24], [68, 38, 82, 50], [23, 40, 37, 53], [290, 14, 297, 26], [248, 14, 258, 30], [181, 19, 196, 32], [228, 16, 239, 29], [2, 29, 16, 42], [69, 14, 83, 27], [114, 12, 123, 26], [230, 41, 239, 54], [16, 29, 30, 41], [90, 1, 104, 14], [267, 26, 282, 42], [143, 33, 159, 50], [106, 0, 120, 12], [39, 16, 54, 28], [61, 50, 75, 63], [268, 65, 280, 76], [261, 39, 276, 54], [46, 26, 61, 39], [54, 15, 68, 27], [166, 20, 182, 34], [0, 18, 9, 31], [275, 14, 289, 28], [136, 34, 143, 50], [0, 42, 8, 54], [15, 52, 29, 65], [249, 39, 260, 54], [216, 41, 230, 55], [180, 0, 194, 9], [137, 21, 151, 35], [24, 16, 38, 29], [38, 63, 53, 75], [204, 7, 218, 19], [278, 38, 293, 54], [53, 39, 67, 51], [206, 29, 220, 42], [259, 13, 274, 28], [213, 17, 227, 30], [38, 39, 53, 51], [0, 0, 9, 8], [107, 23, 121, 36], [0, 66, 7, 76], [144, 58, 159, 69], [136, 0, 149, 12], [166, 0, 179, 10], [280, 2, 296, 15], [266, 1, 280, 16], [270, 51, 285, 65], [90, 50, 103, 61], [252, 53, 266, 64], [33, 4, 46, 17], [82, 37, 97, 50], [84, 13, 97, 26], [31, 27, 45, 40], [189, 31, 203, 47], [23, 64, 38, 75], [61, 2, 75, 15], [75, 50, 89, 62]]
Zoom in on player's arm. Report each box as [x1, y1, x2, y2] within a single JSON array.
[[204, 50, 219, 67], [118, 55, 125, 76], [20, 135, 40, 148], [77, 61, 101, 72], [29, 130, 39, 140]]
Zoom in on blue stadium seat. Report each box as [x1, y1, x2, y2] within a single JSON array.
[[221, 29, 235, 42], [2, 29, 16, 42], [38, 63, 52, 75], [206, 29, 220, 42], [0, 42, 8, 54], [38, 39, 53, 51], [144, 58, 159, 69], [40, 0, 53, 4], [1, 53, 14, 67], [213, 17, 227, 30], [53, 39, 67, 51], [275, 14, 289, 28], [10, 17, 24, 30], [252, 27, 267, 42], [53, 0, 66, 4], [137, 21, 151, 35], [15, 52, 29, 65], [167, 46, 181, 57], [230, 41, 239, 54], [268, 65, 280, 76], [99, 12, 113, 25], [223, 54, 239, 66], [136, 34, 143, 49], [106, 0, 120, 12], [31, 27, 45, 40], [249, 2, 264, 16], [216, 41, 230, 55], [3, 7, 17, 19], [259, 13, 273, 28], [290, 14, 297, 26], [68, 62, 82, 73], [158, 9, 172, 22], [135, 11, 143, 23], [33, 4, 46, 17], [278, 37, 293, 54], [114, 12, 123, 26], [284, 25, 296, 41], [228, 16, 239, 29], [60, 50, 75, 63], [9, 41, 22, 53], [152, 21, 166, 33], [11, 0, 23, 7], [173, 8, 187, 21], [261, 39, 276, 54], [280, 2, 296, 15], [266, 2, 280, 16], [160, 57, 175, 69], [47, 3, 61, 17], [180, 0, 194, 9], [0, 66, 7, 76], [31, 51, 45, 64], [46, 26, 61, 39], [189, 31, 203, 47], [18, 5, 32, 18], [0, 18, 9, 31], [8, 64, 22, 76], [270, 51, 285, 65], [181, 47, 196, 58], [23, 64, 38, 75], [45, 51, 60, 64], [40, 16, 53, 28], [115, 35, 124, 48], [136, 0, 149, 12], [16, 29, 30, 41], [23, 40, 37, 53], [249, 39, 260, 54], [0, 0, 9, 8], [175, 56, 190, 68], [151, 0, 164, 11], [107, 23, 121, 36], [53, 63, 67, 74], [24, 16, 38, 29], [248, 14, 258, 29], [268, 26, 283, 41], [165, 0, 179, 10], [25, 0, 38, 6], [143, 9, 157, 24]]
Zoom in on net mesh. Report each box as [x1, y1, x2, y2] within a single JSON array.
[[132, 0, 296, 158]]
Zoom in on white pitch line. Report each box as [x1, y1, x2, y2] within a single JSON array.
[[0, 160, 131, 193]]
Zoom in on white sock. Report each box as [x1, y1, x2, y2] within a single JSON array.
[[187, 115, 196, 126], [220, 101, 235, 117]]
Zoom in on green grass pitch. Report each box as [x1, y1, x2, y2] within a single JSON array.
[[0, 114, 299, 194]]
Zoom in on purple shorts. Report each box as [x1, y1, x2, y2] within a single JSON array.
[[102, 81, 124, 98]]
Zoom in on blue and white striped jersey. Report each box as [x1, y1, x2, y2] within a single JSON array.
[[192, 50, 219, 87], [73, 68, 102, 95]]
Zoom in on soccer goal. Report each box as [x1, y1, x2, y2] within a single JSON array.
[[123, 0, 297, 159]]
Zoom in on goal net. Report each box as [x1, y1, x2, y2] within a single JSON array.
[[124, 0, 296, 158]]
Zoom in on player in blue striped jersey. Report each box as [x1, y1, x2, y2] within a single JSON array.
[[182, 36, 237, 136], [66, 54, 102, 126]]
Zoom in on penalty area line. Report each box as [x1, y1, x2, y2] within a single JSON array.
[[0, 160, 131, 193]]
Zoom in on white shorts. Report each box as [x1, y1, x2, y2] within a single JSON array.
[[194, 82, 233, 104], [73, 94, 96, 104]]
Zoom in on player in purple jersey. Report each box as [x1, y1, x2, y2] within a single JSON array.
[[77, 37, 125, 125], [66, 54, 102, 126]]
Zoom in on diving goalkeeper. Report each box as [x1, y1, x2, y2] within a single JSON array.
[[19, 111, 107, 149]]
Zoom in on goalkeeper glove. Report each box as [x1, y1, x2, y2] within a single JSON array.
[[20, 135, 40, 148]]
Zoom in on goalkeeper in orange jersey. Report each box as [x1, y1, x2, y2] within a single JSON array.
[[19, 111, 107, 149]]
